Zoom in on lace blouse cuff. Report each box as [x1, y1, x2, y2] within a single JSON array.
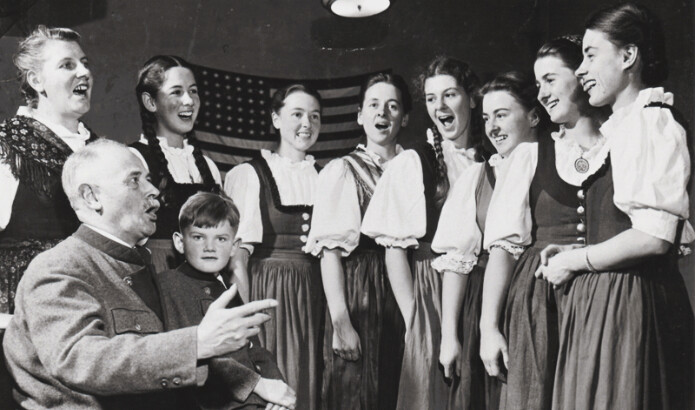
[[489, 240, 525, 259], [303, 239, 355, 258], [431, 253, 477, 275], [374, 236, 419, 249]]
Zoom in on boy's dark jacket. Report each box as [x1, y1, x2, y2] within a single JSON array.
[[158, 263, 284, 409]]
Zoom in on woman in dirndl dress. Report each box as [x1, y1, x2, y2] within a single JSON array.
[[305, 73, 410, 410], [224, 84, 324, 410], [478, 42, 609, 409], [538, 4, 694, 409], [432, 74, 546, 410], [130, 55, 222, 272], [0, 26, 98, 317], [361, 56, 482, 410]]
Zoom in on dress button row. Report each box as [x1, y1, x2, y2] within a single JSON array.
[[159, 376, 182, 388], [576, 237, 586, 244], [302, 213, 310, 221], [576, 223, 586, 233], [577, 189, 585, 200], [300, 235, 308, 243], [577, 206, 585, 215], [301, 224, 309, 232]]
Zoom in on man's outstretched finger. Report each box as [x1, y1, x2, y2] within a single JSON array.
[[231, 298, 278, 317]]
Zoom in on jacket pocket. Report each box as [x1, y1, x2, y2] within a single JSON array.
[[111, 308, 162, 334]]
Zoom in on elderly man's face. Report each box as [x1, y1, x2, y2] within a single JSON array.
[[94, 149, 160, 245]]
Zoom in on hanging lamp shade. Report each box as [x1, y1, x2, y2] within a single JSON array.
[[322, 0, 391, 18]]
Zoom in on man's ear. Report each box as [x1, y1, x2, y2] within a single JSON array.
[[172, 231, 185, 255], [621, 43, 639, 71], [78, 184, 102, 213], [141, 92, 157, 113]]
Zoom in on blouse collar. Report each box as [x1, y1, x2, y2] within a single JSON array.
[[137, 135, 195, 157], [16, 106, 90, 141], [551, 124, 606, 151], [261, 148, 316, 168], [357, 143, 404, 167]]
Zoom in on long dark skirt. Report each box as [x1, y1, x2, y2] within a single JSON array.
[[553, 260, 694, 410], [396, 242, 450, 410], [250, 250, 324, 410], [448, 256, 502, 410], [321, 250, 403, 410], [499, 245, 565, 410], [0, 239, 61, 314]]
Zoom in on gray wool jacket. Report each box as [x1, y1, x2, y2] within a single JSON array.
[[3, 225, 206, 409]]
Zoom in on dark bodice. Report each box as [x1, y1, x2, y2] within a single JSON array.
[[248, 157, 319, 257], [413, 142, 443, 244], [475, 163, 496, 253], [129, 142, 219, 239], [2, 177, 79, 243], [529, 137, 582, 247]]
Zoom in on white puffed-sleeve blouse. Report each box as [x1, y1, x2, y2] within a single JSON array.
[[224, 149, 318, 254], [361, 130, 476, 249], [304, 144, 402, 257], [430, 153, 512, 275], [602, 87, 693, 244]]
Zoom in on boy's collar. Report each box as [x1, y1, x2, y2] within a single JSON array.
[[177, 262, 221, 283]]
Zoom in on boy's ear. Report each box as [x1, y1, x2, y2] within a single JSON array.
[[172, 232, 185, 255], [230, 238, 241, 257]]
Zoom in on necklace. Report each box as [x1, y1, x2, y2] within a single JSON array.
[[574, 155, 589, 173], [558, 125, 599, 174]]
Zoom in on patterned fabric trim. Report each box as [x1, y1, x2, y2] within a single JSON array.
[[431, 253, 477, 275], [489, 240, 525, 259], [0, 116, 97, 198]]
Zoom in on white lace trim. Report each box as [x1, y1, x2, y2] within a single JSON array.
[[303, 238, 355, 258], [489, 240, 525, 259], [374, 236, 419, 249], [431, 253, 477, 275], [678, 245, 693, 257]]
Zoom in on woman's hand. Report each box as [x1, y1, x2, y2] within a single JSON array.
[[535, 245, 585, 287], [439, 333, 462, 379], [480, 327, 508, 378], [332, 318, 362, 361], [254, 378, 296, 409]]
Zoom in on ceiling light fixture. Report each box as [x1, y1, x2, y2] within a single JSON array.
[[322, 0, 391, 18]]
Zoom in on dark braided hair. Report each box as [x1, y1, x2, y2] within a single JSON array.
[[585, 2, 668, 86], [135, 55, 217, 200], [416, 56, 488, 209]]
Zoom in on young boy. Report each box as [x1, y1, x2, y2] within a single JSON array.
[[158, 192, 296, 410]]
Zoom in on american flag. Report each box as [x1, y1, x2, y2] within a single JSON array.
[[190, 63, 390, 171]]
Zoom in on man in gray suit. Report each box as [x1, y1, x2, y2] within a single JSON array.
[[3, 139, 279, 409]]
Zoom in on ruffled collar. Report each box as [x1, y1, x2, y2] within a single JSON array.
[[601, 87, 673, 137], [551, 125, 606, 155], [16, 106, 90, 142], [137, 134, 194, 157], [487, 153, 505, 168], [262, 148, 316, 168], [357, 143, 404, 167]]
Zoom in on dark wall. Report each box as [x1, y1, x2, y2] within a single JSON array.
[[0, 0, 693, 297]]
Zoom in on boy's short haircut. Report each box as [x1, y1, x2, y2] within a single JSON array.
[[178, 191, 240, 232]]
